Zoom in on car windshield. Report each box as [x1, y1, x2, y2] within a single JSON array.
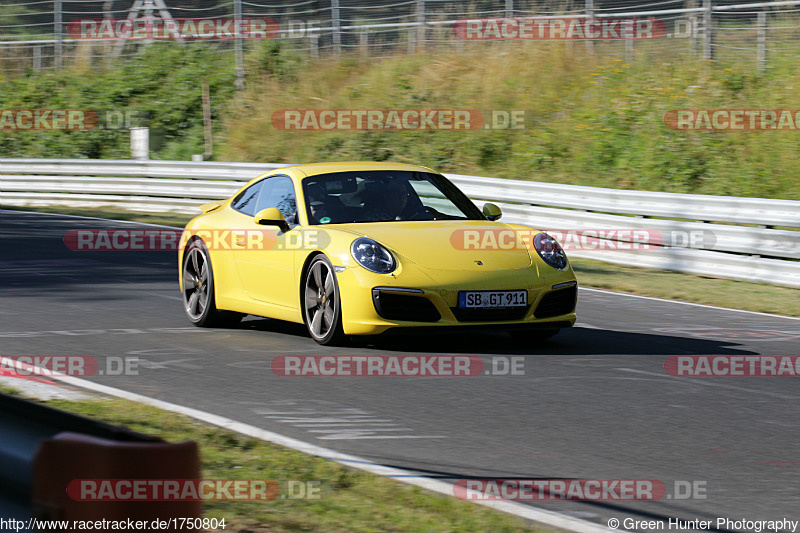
[[302, 170, 484, 224]]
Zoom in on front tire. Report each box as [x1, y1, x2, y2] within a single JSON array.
[[182, 239, 242, 327], [303, 255, 347, 345]]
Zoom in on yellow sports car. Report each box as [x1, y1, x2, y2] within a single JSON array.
[[179, 162, 577, 345]]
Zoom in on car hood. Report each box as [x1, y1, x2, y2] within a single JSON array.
[[334, 220, 533, 271]]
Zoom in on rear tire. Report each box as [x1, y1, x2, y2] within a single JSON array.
[[182, 239, 243, 328]]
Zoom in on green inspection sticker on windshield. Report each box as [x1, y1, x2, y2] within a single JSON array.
[[320, 217, 331, 224]]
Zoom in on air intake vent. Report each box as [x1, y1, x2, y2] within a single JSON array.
[[534, 286, 577, 318]]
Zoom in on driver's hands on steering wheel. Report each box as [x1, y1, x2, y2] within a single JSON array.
[[406, 206, 442, 220]]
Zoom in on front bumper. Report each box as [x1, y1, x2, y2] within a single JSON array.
[[336, 262, 578, 335]]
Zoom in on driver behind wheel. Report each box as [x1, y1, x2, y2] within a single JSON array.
[[362, 180, 409, 221]]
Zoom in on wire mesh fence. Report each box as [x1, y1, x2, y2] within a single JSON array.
[[2, 0, 800, 75]]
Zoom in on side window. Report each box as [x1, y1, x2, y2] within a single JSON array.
[[255, 176, 297, 221], [231, 181, 263, 216]]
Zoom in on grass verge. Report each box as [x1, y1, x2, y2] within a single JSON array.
[[571, 258, 800, 317], [0, 387, 546, 533]]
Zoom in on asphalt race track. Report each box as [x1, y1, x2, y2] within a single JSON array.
[[2, 210, 799, 532]]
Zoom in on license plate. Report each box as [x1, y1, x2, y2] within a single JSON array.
[[458, 290, 527, 308]]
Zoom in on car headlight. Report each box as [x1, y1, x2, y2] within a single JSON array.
[[534, 232, 568, 270], [351, 238, 396, 274]]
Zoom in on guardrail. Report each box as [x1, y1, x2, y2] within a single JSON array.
[[1, 158, 798, 288]]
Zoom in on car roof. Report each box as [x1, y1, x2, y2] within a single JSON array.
[[274, 161, 437, 178]]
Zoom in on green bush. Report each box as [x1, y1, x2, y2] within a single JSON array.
[[3, 39, 800, 200], [0, 42, 235, 159]]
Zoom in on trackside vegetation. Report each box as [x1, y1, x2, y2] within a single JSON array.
[[1, 40, 800, 199]]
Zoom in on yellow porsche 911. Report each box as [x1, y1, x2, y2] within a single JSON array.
[[179, 162, 577, 345]]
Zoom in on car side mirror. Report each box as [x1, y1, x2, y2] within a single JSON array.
[[482, 203, 502, 221], [255, 208, 289, 232]]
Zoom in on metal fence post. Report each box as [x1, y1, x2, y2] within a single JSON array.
[[33, 46, 42, 71], [54, 0, 63, 69], [416, 0, 425, 51], [360, 30, 369, 57], [202, 83, 213, 159], [283, 4, 293, 40], [703, 0, 714, 61], [624, 19, 634, 61], [757, 11, 767, 70], [685, 0, 698, 54], [103, 1, 112, 67], [505, 0, 513, 19], [331, 0, 341, 56], [585, 0, 594, 54], [234, 0, 244, 89]]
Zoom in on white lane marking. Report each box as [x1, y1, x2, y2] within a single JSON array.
[[229, 348, 320, 355], [254, 403, 446, 440], [293, 423, 403, 428], [580, 287, 800, 321], [263, 414, 375, 419], [272, 418, 395, 423], [307, 428, 445, 440], [257, 409, 367, 415], [148, 292, 183, 302], [23, 370, 618, 533], [318, 435, 448, 440], [136, 358, 202, 370], [573, 322, 603, 330], [616, 368, 799, 400]]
